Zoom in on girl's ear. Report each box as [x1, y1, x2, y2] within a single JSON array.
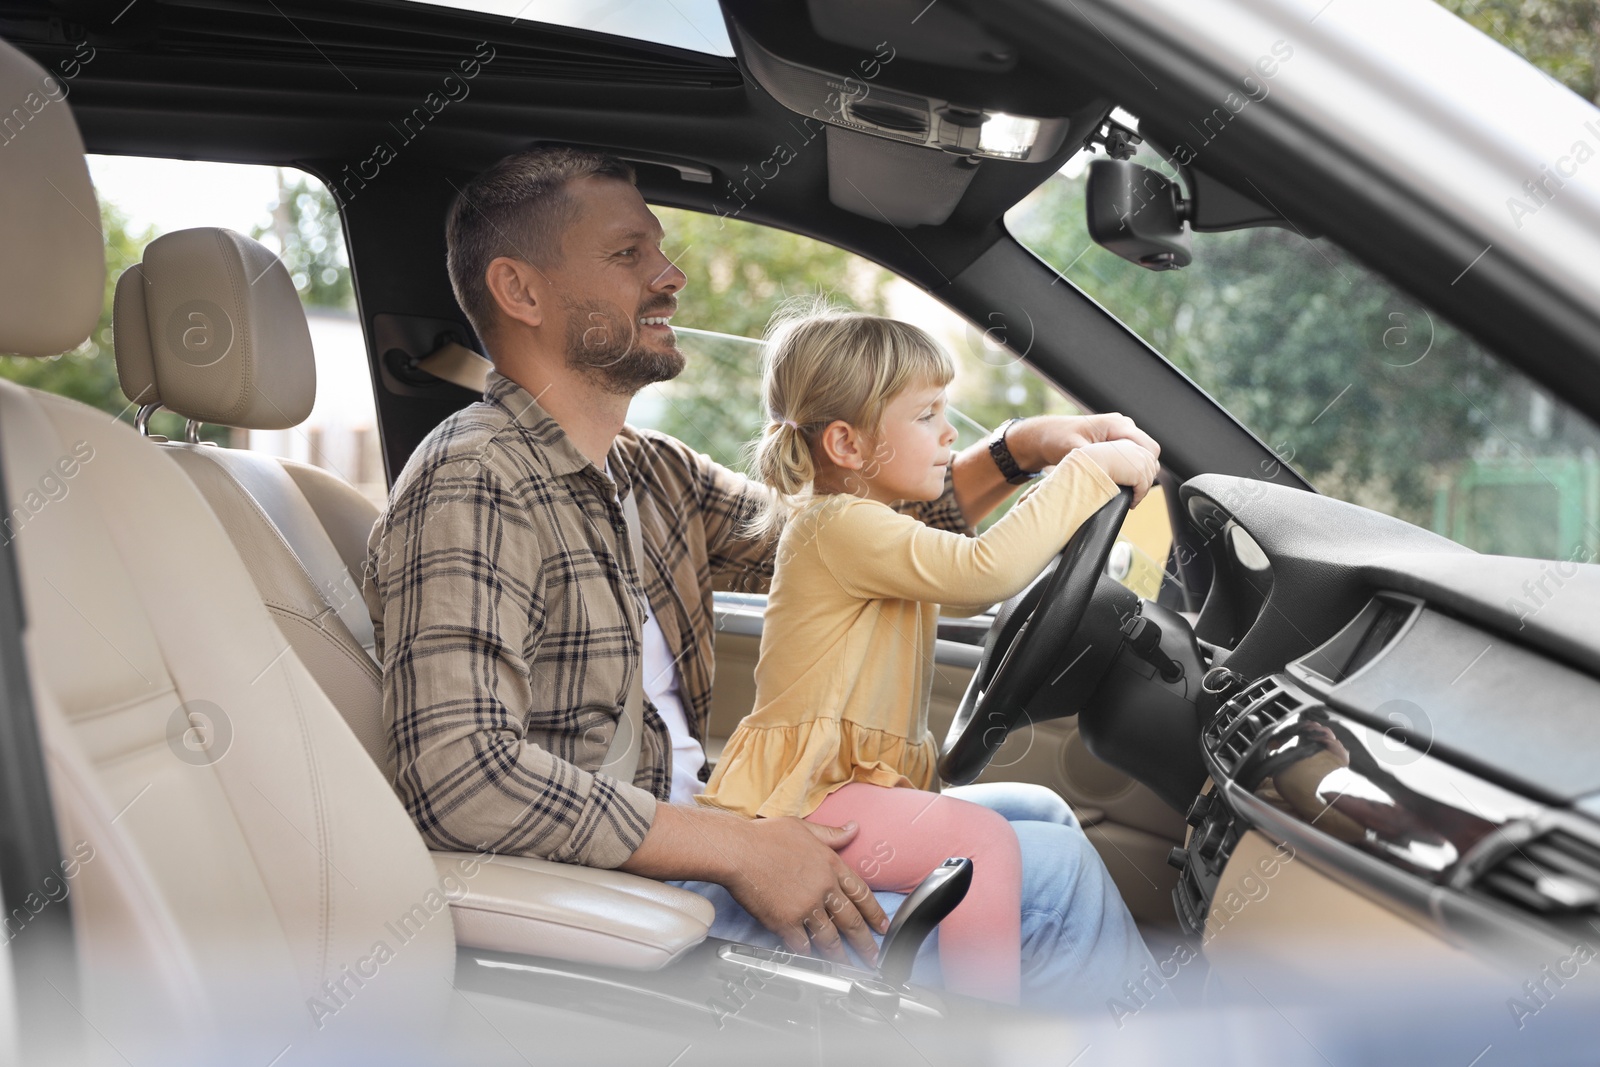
[[818, 420, 866, 471]]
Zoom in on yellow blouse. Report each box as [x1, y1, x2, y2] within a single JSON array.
[[696, 450, 1119, 819]]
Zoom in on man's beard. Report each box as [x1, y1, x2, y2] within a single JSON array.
[[560, 295, 685, 396]]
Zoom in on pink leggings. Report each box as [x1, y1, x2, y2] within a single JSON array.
[[806, 783, 1022, 1003]]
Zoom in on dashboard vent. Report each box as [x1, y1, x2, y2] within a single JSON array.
[[1203, 677, 1298, 775], [1473, 830, 1600, 924]]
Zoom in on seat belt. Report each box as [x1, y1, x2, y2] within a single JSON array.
[[599, 488, 647, 783]]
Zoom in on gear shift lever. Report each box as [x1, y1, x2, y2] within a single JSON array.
[[724, 858, 977, 1021], [877, 857, 972, 988]]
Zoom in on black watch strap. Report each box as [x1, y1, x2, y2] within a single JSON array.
[[988, 417, 1036, 485]]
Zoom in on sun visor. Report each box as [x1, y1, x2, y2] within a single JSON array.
[[825, 126, 978, 227]]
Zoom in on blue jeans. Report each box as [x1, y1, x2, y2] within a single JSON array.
[[674, 782, 1164, 1014]]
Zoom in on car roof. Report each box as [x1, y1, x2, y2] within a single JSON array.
[[3, 0, 1095, 287]]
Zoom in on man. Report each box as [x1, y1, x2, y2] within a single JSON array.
[[364, 146, 1163, 1008]]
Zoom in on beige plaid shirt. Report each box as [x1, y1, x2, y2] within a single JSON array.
[[364, 369, 972, 868]]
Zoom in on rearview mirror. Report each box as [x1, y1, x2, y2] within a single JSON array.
[[1085, 159, 1192, 271]]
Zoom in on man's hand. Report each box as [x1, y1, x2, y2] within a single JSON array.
[[1009, 412, 1161, 473], [617, 802, 889, 965], [723, 816, 889, 965], [952, 412, 1162, 526]]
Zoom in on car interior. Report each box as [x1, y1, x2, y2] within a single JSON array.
[[2, 0, 1600, 1062]]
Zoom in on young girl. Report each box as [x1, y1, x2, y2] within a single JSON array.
[[696, 306, 1158, 1003]]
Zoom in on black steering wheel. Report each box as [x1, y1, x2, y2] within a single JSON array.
[[938, 487, 1134, 786]]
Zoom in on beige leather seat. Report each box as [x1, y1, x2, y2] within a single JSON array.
[[111, 228, 390, 769], [0, 36, 720, 1062], [109, 230, 717, 965], [0, 46, 456, 1063]]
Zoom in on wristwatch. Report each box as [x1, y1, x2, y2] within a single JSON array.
[[987, 417, 1037, 485]]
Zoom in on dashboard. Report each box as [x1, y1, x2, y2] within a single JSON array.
[[1163, 476, 1600, 966]]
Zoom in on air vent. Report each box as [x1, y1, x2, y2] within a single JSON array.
[[1473, 830, 1600, 928], [1202, 677, 1299, 775]]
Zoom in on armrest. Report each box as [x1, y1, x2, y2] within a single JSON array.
[[430, 852, 716, 971]]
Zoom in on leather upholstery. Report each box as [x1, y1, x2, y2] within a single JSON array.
[[0, 46, 102, 357], [112, 264, 159, 408], [112, 227, 316, 429], [432, 852, 715, 971], [47, 111, 713, 998], [279, 457, 382, 607], [0, 35, 453, 1051], [112, 229, 387, 766], [1, 380, 457, 1056], [164, 445, 388, 770]]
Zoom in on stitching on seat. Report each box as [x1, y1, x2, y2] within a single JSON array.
[[215, 229, 257, 427], [267, 608, 380, 681], [28, 387, 342, 996], [189, 448, 328, 598], [445, 902, 682, 953], [187, 448, 379, 663], [66, 682, 181, 723], [280, 660, 334, 985], [96, 731, 196, 768]]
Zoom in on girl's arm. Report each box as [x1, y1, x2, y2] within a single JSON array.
[[816, 449, 1120, 606]]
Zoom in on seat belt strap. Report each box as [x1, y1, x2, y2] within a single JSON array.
[[600, 488, 647, 783]]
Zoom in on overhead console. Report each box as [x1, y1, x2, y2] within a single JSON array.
[[721, 0, 1107, 225], [734, 27, 1077, 164], [1171, 593, 1600, 965]]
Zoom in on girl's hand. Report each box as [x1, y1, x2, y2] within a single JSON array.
[[1008, 413, 1161, 471], [1076, 439, 1160, 505]]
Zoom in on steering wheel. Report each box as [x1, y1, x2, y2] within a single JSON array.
[[938, 487, 1134, 786]]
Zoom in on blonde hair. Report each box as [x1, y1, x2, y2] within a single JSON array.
[[746, 297, 955, 541]]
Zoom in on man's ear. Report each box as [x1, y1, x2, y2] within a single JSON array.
[[817, 420, 866, 471], [484, 257, 545, 332]]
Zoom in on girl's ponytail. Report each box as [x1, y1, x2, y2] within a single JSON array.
[[744, 418, 817, 542]]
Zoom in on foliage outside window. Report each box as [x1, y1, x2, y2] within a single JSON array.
[[644, 205, 1082, 475], [1003, 1, 1600, 561]]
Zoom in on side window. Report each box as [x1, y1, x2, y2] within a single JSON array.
[[640, 206, 1172, 600], [0, 157, 385, 505]]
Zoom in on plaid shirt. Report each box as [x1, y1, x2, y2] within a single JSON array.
[[364, 369, 973, 868]]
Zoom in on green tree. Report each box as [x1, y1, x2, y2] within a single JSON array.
[[1008, 150, 1553, 526], [650, 206, 1081, 472], [650, 206, 896, 467], [1438, 0, 1599, 103], [253, 172, 354, 311]]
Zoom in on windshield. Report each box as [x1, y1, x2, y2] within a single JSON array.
[[1005, 145, 1600, 563]]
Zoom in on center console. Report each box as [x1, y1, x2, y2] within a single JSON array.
[[1168, 593, 1600, 960]]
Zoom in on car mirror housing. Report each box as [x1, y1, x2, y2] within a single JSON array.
[[1085, 158, 1193, 271]]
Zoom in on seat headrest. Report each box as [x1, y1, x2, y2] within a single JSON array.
[[114, 227, 315, 429], [0, 38, 104, 357]]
